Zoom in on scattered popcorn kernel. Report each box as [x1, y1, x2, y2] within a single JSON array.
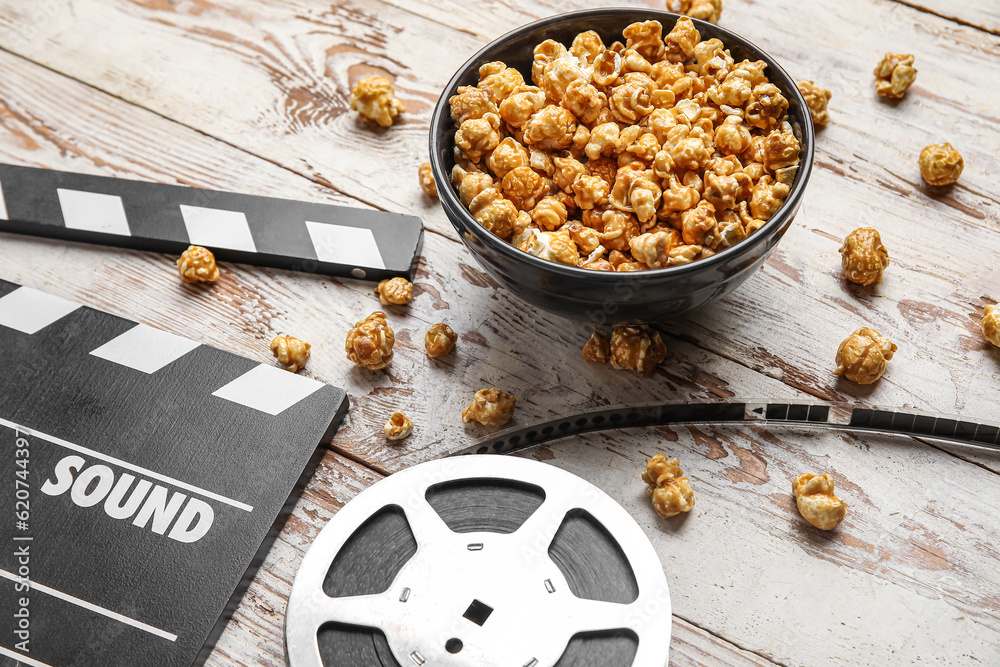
[[345, 311, 395, 371], [375, 277, 413, 305], [793, 473, 847, 530], [642, 453, 696, 519], [840, 227, 890, 286], [833, 327, 896, 385], [919, 143, 964, 187], [176, 245, 220, 284], [981, 304, 1000, 347], [418, 162, 438, 197], [425, 323, 458, 357], [462, 388, 517, 427], [270, 335, 311, 373], [797, 81, 832, 127], [350, 76, 405, 127], [384, 411, 414, 441], [582, 332, 611, 363], [610, 325, 667, 376], [874, 53, 916, 99]]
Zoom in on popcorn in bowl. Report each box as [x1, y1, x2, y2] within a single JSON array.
[[446, 17, 801, 273]]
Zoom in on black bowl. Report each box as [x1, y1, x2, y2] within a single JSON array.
[[429, 8, 814, 324]]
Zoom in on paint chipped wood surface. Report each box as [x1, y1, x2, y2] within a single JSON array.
[[0, 0, 997, 665]]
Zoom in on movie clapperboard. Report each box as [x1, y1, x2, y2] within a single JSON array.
[[0, 280, 349, 667], [0, 163, 423, 281]]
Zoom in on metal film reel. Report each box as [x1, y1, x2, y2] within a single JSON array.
[[285, 457, 672, 667]]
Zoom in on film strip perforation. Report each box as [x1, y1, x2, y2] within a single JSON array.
[[461, 401, 1000, 457]]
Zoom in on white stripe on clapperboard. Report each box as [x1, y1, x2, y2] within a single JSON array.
[[0, 645, 55, 667], [0, 569, 178, 643], [0, 416, 253, 513], [0, 179, 8, 220]]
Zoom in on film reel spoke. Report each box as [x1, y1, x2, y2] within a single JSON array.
[[565, 597, 638, 635], [312, 591, 395, 631], [511, 494, 576, 552], [401, 497, 457, 547]]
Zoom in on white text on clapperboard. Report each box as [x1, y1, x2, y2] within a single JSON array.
[[41, 455, 215, 543]]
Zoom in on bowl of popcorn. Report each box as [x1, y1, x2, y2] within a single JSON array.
[[429, 8, 814, 323]]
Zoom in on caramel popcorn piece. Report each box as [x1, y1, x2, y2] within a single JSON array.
[[418, 162, 437, 197], [874, 53, 916, 99], [345, 311, 395, 370], [793, 473, 847, 530], [833, 327, 897, 385], [840, 227, 890, 286], [449, 86, 498, 125], [462, 388, 516, 427], [642, 454, 695, 519], [455, 113, 501, 162], [384, 411, 414, 441], [502, 166, 550, 211], [919, 143, 964, 187], [630, 230, 676, 269], [375, 277, 413, 305], [797, 81, 831, 127], [745, 83, 788, 130], [270, 335, 311, 373], [531, 196, 568, 231], [981, 304, 1000, 347], [176, 245, 220, 284], [478, 61, 525, 103], [350, 76, 405, 127], [425, 323, 458, 357], [582, 332, 610, 363], [610, 325, 667, 376], [469, 188, 518, 240]]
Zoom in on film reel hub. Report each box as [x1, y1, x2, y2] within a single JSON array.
[[286, 457, 672, 667]]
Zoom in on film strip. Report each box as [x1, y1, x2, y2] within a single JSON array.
[[455, 400, 1000, 456], [0, 279, 348, 667], [0, 163, 423, 281], [285, 457, 672, 667]]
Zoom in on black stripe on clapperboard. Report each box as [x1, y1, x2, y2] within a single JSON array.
[[0, 163, 423, 281], [0, 280, 347, 667]]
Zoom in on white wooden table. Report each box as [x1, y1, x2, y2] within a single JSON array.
[[0, 1, 998, 665]]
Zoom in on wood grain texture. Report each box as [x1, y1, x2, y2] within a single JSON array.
[[522, 425, 1000, 665], [0, 0, 997, 665], [889, 0, 1000, 35], [0, 42, 797, 665]]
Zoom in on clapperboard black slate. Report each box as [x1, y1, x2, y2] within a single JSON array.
[[0, 280, 348, 667], [0, 163, 423, 281]]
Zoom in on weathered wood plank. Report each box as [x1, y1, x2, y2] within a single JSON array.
[[889, 0, 1000, 35], [523, 424, 1000, 665], [0, 46, 801, 665]]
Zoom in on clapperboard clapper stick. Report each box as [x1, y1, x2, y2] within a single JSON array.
[[0, 163, 423, 281], [0, 280, 348, 667]]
